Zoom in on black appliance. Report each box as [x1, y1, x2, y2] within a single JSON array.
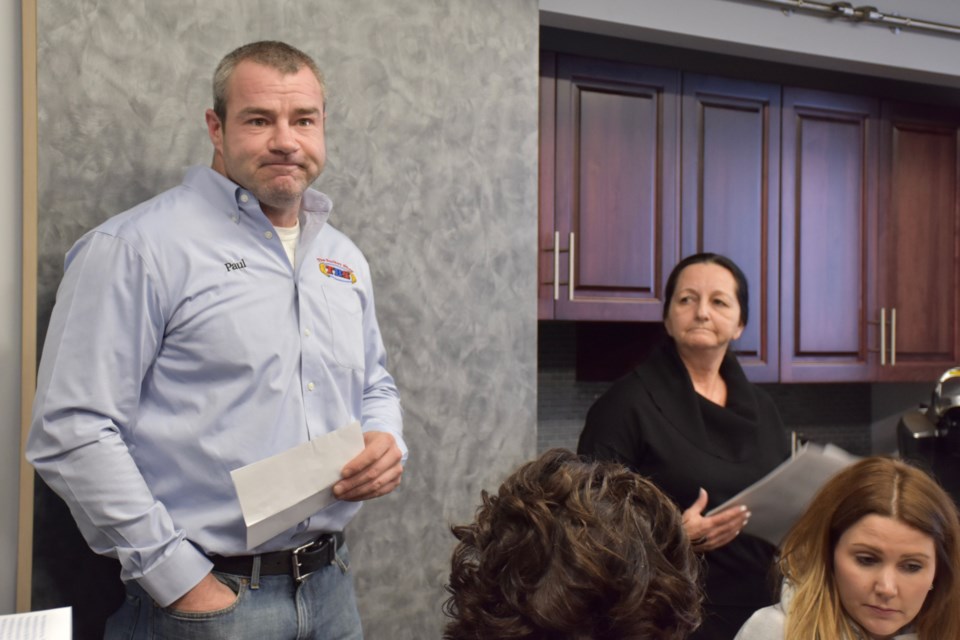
[[897, 368, 960, 507]]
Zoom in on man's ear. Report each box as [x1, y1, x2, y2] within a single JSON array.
[[205, 109, 224, 151]]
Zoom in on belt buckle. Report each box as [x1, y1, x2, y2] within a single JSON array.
[[291, 534, 333, 583]]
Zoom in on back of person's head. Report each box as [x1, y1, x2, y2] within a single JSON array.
[[779, 456, 960, 639], [443, 448, 702, 639]]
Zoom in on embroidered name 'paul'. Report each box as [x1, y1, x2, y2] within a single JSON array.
[[224, 258, 247, 272]]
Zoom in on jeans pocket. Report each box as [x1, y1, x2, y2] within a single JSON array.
[[103, 591, 141, 640], [153, 574, 246, 639]]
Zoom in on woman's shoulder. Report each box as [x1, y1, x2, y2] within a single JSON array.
[[733, 602, 785, 639], [588, 348, 685, 418], [579, 352, 676, 461], [590, 345, 674, 405], [733, 604, 919, 640], [583, 369, 652, 428]]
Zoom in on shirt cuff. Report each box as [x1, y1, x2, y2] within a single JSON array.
[[136, 540, 214, 608], [362, 423, 408, 463]]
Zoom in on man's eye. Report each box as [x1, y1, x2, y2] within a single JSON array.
[[248, 118, 268, 126], [297, 118, 314, 126]]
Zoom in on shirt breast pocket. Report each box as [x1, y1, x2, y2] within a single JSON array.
[[322, 285, 365, 371]]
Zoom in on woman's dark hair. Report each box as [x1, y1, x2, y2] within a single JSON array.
[[443, 449, 702, 640], [662, 252, 750, 327]]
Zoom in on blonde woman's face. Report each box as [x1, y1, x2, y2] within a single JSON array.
[[833, 514, 936, 639]]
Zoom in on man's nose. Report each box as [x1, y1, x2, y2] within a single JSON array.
[[270, 123, 298, 154]]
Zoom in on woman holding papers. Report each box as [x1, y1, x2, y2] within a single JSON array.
[[578, 253, 791, 639], [735, 456, 960, 639]]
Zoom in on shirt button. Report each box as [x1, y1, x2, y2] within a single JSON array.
[[240, 194, 249, 203], [307, 382, 315, 391], [232, 215, 239, 223], [265, 231, 274, 240], [304, 329, 311, 337]]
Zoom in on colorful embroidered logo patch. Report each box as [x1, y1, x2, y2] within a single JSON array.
[[318, 259, 357, 283]]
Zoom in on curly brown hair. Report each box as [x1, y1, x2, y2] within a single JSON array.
[[443, 449, 702, 639]]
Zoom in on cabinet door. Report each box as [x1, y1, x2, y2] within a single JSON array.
[[876, 102, 960, 381], [780, 88, 879, 382], [550, 55, 679, 321], [539, 51, 558, 320], [680, 74, 780, 382]]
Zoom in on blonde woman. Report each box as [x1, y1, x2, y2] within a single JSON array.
[[735, 457, 960, 639]]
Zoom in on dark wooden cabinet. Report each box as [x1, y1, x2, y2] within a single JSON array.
[[538, 52, 558, 320], [779, 88, 879, 382], [539, 52, 960, 383], [876, 101, 960, 381], [680, 74, 781, 381], [539, 54, 679, 321]]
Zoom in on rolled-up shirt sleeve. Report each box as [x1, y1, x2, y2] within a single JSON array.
[[358, 268, 406, 461], [27, 232, 211, 607]]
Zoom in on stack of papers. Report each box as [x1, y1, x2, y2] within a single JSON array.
[[707, 443, 860, 546], [0, 607, 71, 640]]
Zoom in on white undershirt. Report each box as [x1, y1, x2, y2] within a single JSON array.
[[274, 222, 300, 267]]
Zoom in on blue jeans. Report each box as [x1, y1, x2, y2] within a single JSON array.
[[104, 544, 362, 640]]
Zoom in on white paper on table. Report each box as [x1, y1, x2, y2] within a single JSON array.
[[0, 606, 71, 639], [706, 443, 860, 546], [231, 420, 365, 549]]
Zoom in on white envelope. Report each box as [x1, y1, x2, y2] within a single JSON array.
[[230, 420, 365, 549]]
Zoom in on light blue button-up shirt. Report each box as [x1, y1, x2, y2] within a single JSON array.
[[27, 166, 405, 606]]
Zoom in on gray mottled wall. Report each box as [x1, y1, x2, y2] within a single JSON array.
[[35, 0, 539, 637]]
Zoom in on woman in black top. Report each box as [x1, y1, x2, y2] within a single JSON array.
[[578, 253, 790, 640]]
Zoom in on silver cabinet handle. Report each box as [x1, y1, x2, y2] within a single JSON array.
[[890, 307, 897, 366], [553, 231, 560, 301], [568, 232, 575, 301], [880, 307, 886, 366]]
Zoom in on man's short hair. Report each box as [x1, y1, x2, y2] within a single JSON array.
[[212, 40, 325, 124]]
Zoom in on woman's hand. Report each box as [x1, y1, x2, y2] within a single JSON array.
[[682, 488, 750, 552]]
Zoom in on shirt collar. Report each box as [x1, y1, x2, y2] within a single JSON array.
[[181, 165, 333, 228]]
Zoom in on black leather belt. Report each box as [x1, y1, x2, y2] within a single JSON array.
[[210, 532, 344, 583]]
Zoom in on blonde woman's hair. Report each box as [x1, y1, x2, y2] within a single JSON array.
[[778, 456, 960, 639]]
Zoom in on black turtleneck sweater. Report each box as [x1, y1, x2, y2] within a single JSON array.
[[578, 339, 791, 638]]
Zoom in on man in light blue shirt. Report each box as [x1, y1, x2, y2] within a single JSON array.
[[27, 40, 406, 639]]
